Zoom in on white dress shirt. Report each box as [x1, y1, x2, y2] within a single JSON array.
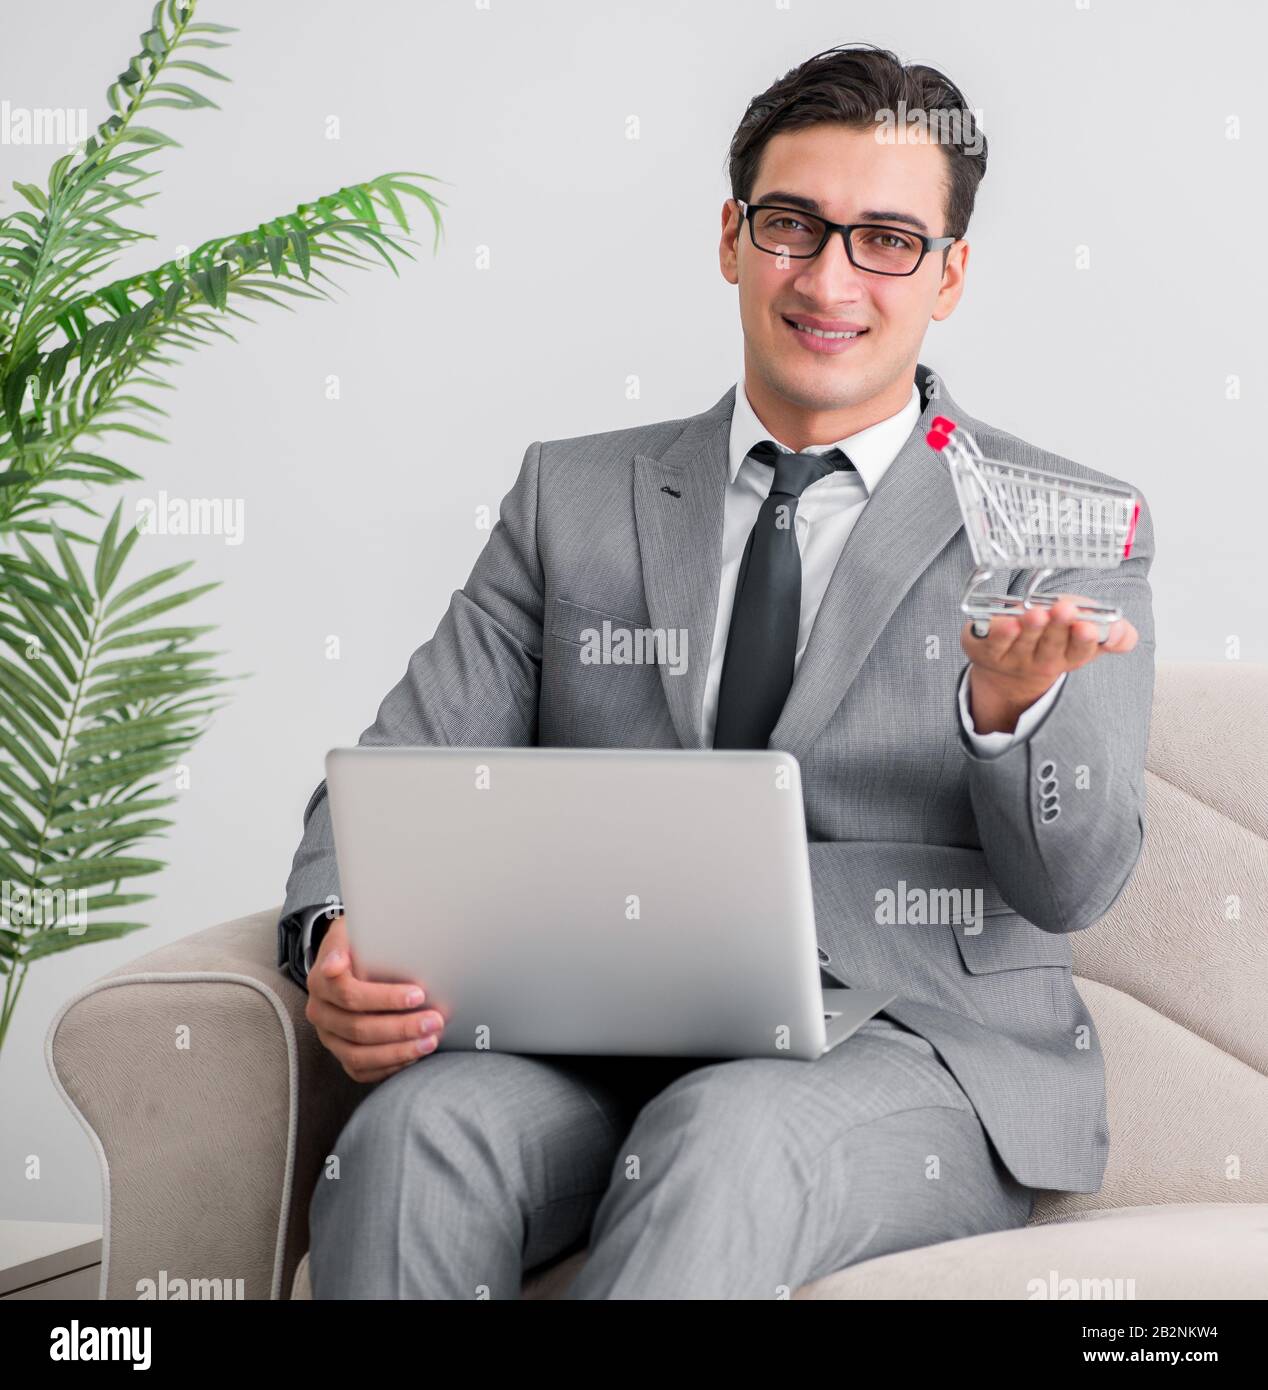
[[298, 378, 1064, 975], [705, 375, 1064, 750]]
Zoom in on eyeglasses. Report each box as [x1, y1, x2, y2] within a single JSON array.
[[736, 199, 956, 277]]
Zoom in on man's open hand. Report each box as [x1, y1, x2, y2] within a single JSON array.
[[963, 593, 1139, 735], [304, 914, 446, 1083]]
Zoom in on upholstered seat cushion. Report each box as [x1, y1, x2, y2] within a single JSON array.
[[288, 1202, 1268, 1300]]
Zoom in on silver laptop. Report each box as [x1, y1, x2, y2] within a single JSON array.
[[324, 746, 895, 1061]]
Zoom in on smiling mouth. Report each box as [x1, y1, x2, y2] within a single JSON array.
[[783, 317, 867, 340], [781, 316, 869, 353]]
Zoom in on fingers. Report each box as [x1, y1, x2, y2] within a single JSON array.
[[305, 977, 446, 1084], [1011, 606, 1061, 667], [1063, 619, 1104, 666], [306, 992, 444, 1047], [1102, 617, 1140, 653], [1049, 595, 1139, 659], [963, 594, 1138, 670], [962, 606, 1044, 664], [962, 610, 1023, 659], [313, 943, 430, 1014], [304, 914, 446, 1082], [1030, 604, 1080, 669]]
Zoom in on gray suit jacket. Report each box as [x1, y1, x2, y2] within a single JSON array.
[[278, 362, 1155, 1194]]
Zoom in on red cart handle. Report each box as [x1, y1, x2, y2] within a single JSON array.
[[1123, 500, 1141, 558], [925, 415, 957, 451]]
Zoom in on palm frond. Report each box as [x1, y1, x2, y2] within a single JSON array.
[[0, 501, 235, 995], [0, 0, 235, 364], [0, 170, 447, 531]]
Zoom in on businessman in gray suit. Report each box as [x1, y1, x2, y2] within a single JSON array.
[[278, 44, 1154, 1298]]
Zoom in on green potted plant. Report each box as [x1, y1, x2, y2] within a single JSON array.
[[0, 0, 445, 1052]]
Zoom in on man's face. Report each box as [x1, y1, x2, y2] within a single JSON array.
[[720, 122, 969, 429]]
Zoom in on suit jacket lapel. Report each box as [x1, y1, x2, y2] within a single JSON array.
[[631, 367, 970, 755], [768, 364, 969, 761], [632, 385, 734, 750]]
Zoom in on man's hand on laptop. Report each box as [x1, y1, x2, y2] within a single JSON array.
[[963, 592, 1140, 736], [304, 914, 445, 1083]]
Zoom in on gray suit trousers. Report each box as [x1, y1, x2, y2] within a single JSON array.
[[308, 1014, 1035, 1299]]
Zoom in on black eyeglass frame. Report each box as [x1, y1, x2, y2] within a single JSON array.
[[735, 199, 956, 277]]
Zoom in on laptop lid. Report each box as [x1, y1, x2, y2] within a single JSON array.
[[324, 746, 828, 1058]]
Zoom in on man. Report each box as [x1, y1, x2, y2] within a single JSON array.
[[278, 43, 1153, 1298]]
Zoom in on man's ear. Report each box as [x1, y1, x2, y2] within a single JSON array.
[[931, 240, 969, 323], [719, 199, 742, 286]]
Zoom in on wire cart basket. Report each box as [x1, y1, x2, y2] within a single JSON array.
[[926, 415, 1140, 643]]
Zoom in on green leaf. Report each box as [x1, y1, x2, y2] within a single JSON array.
[[20, 923, 149, 960], [165, 59, 230, 82], [94, 624, 215, 654], [0, 689, 59, 763], [56, 752, 178, 795], [12, 182, 49, 212], [76, 894, 154, 914], [0, 660, 62, 734], [39, 855, 165, 887], [7, 594, 81, 683], [93, 504, 124, 598], [145, 81, 219, 110], [284, 216, 311, 279], [98, 581, 219, 638], [101, 560, 194, 616], [0, 725, 52, 792], [48, 799, 174, 829], [0, 626, 73, 703], [117, 126, 182, 148], [55, 454, 142, 483], [49, 524, 92, 607], [41, 820, 172, 852]]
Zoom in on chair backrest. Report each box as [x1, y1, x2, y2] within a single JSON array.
[[1066, 661, 1268, 1207]]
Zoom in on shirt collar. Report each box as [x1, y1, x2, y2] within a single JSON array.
[[728, 374, 921, 496]]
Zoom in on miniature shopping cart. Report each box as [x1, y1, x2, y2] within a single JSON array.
[[925, 415, 1140, 643]]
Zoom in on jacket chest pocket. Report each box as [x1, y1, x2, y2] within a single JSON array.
[[541, 596, 677, 748], [950, 911, 1073, 974], [547, 596, 656, 647]]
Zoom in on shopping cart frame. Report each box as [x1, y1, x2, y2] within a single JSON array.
[[926, 415, 1140, 643]]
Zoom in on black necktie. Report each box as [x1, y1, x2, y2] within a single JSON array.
[[713, 440, 854, 749]]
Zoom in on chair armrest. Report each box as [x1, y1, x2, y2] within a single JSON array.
[[46, 906, 362, 1300]]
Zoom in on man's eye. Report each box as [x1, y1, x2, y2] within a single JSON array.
[[864, 230, 915, 250], [770, 216, 810, 232]]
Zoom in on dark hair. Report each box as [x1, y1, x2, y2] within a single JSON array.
[[727, 43, 987, 241]]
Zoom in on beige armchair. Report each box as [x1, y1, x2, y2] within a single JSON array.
[[46, 662, 1268, 1299]]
